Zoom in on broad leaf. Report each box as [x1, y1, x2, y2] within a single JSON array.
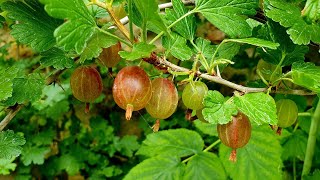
[[0, 66, 18, 101], [305, 170, 320, 180], [124, 156, 185, 180], [40, 48, 74, 69], [21, 144, 50, 165], [57, 154, 84, 175], [292, 62, 320, 93], [4, 74, 45, 106], [137, 129, 204, 157], [40, 0, 96, 53], [114, 135, 140, 157], [162, 33, 193, 60], [0, 158, 16, 175], [202, 90, 238, 124], [1, 0, 61, 52], [227, 38, 279, 49], [45, 100, 70, 120], [194, 120, 218, 136], [79, 30, 118, 62], [31, 129, 56, 146], [195, 37, 215, 60], [119, 42, 156, 60], [281, 130, 307, 161], [234, 92, 278, 125], [165, 0, 196, 40], [195, 0, 258, 38], [184, 152, 226, 180], [0, 130, 26, 160], [220, 125, 283, 180], [265, 0, 320, 45]]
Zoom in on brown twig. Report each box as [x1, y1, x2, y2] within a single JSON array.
[[0, 104, 23, 131]]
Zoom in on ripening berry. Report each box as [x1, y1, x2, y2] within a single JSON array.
[[182, 81, 208, 110], [98, 42, 121, 68]]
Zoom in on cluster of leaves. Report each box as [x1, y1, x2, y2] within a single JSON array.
[[0, 0, 319, 179]]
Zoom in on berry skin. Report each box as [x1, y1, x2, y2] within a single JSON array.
[[217, 112, 251, 162], [70, 66, 103, 103], [182, 81, 208, 110], [276, 99, 298, 128], [98, 42, 121, 68], [146, 78, 178, 119], [112, 66, 152, 120]]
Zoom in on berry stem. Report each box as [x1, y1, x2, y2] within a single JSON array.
[[126, 104, 134, 120], [229, 149, 237, 162], [85, 103, 90, 113]]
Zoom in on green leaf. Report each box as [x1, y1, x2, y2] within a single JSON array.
[[0, 130, 26, 160], [79, 30, 118, 63], [0, 66, 18, 101], [194, 120, 218, 136], [0, 158, 16, 175], [162, 33, 193, 60], [40, 0, 96, 53], [57, 154, 83, 175], [292, 62, 320, 93], [305, 169, 320, 180], [202, 90, 238, 124], [1, 0, 61, 51], [265, 0, 320, 45], [195, 0, 258, 38], [281, 130, 307, 161], [114, 135, 140, 157], [183, 152, 226, 180], [4, 74, 45, 106], [195, 37, 215, 60], [119, 42, 156, 61], [165, 0, 196, 40], [234, 92, 278, 125], [227, 38, 279, 49], [124, 156, 185, 180], [0, 15, 5, 29], [31, 129, 56, 146], [40, 48, 74, 69], [21, 144, 50, 165], [137, 129, 204, 157], [45, 100, 70, 120], [133, 0, 167, 33], [219, 125, 283, 180]]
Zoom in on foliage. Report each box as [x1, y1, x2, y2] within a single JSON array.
[[0, 0, 319, 179]]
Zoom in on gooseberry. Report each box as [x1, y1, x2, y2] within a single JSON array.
[[98, 42, 121, 68], [145, 78, 178, 119], [217, 112, 251, 162], [112, 66, 152, 120], [182, 81, 208, 110], [276, 99, 298, 128]]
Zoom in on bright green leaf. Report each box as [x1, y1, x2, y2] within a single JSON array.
[[79, 30, 118, 63], [292, 62, 320, 93], [21, 144, 50, 165], [195, 37, 215, 60], [281, 130, 307, 161], [0, 66, 18, 101], [202, 90, 238, 124], [40, 0, 96, 53], [137, 129, 204, 157], [1, 0, 61, 52], [0, 130, 26, 160], [124, 156, 185, 180], [227, 38, 280, 49], [0, 158, 16, 175], [162, 33, 193, 60], [305, 169, 320, 180], [40, 48, 74, 69], [183, 152, 226, 180], [195, 0, 258, 38], [234, 92, 278, 125], [194, 120, 218, 136], [119, 42, 156, 61], [219, 125, 283, 180], [4, 74, 45, 106], [57, 154, 84, 175]]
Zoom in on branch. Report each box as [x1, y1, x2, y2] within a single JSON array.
[[0, 104, 23, 131]]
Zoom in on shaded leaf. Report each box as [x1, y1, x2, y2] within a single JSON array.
[[281, 130, 307, 161], [0, 130, 26, 160], [21, 144, 50, 165], [194, 120, 218, 136], [292, 62, 320, 93], [162, 33, 193, 60], [227, 38, 279, 49], [119, 42, 156, 61]]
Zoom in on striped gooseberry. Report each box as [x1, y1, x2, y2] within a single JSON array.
[[182, 81, 208, 110], [98, 42, 121, 68], [276, 99, 298, 128]]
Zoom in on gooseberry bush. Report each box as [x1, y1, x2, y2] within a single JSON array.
[[0, 0, 320, 179]]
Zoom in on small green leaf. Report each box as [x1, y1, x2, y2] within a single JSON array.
[[292, 62, 320, 93], [119, 42, 156, 61], [40, 0, 96, 53], [79, 30, 118, 63], [0, 130, 26, 160], [184, 152, 226, 180], [227, 38, 280, 49], [0, 66, 18, 101], [195, 0, 258, 38], [162, 33, 192, 60], [195, 37, 215, 60], [4, 74, 45, 106], [234, 92, 278, 125], [124, 156, 185, 180], [165, 0, 196, 40], [281, 130, 307, 161], [1, 0, 61, 51], [0, 158, 17, 175], [40, 48, 74, 69], [114, 135, 140, 157], [21, 144, 50, 165], [202, 90, 238, 124], [220, 125, 283, 180], [194, 120, 218, 136], [31, 129, 56, 146], [57, 154, 84, 175], [45, 100, 70, 120], [137, 129, 204, 157]]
